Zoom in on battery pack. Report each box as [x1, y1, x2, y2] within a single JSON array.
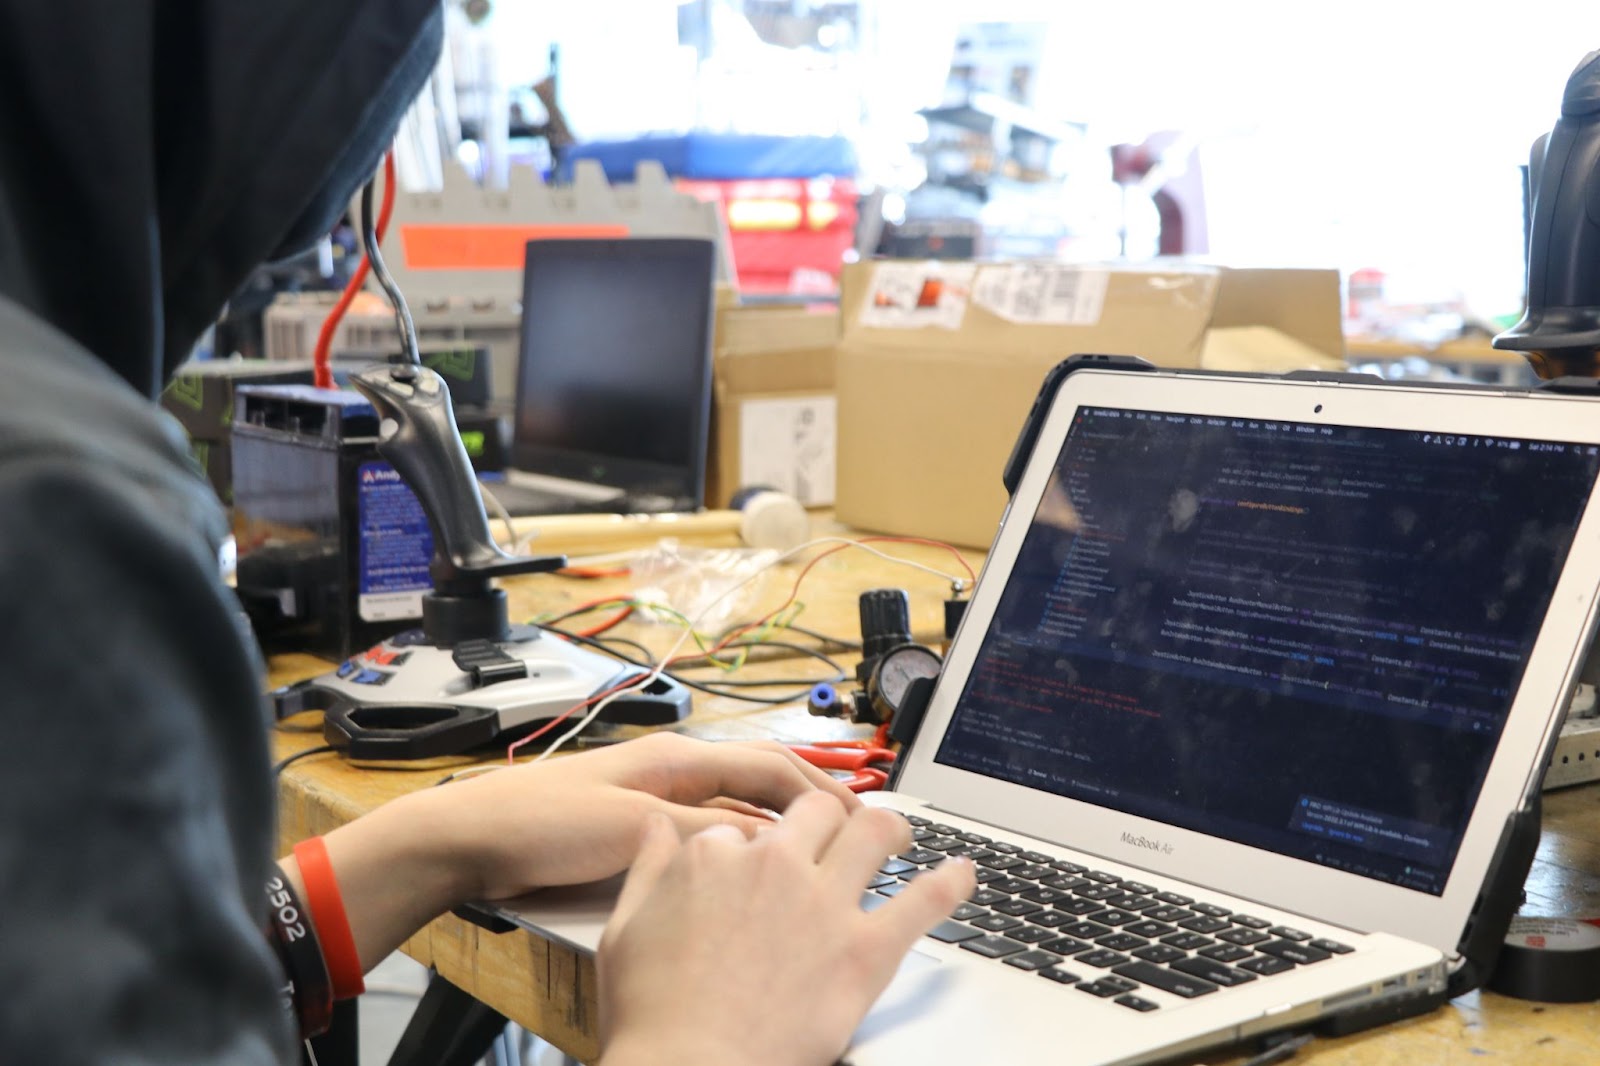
[[232, 385, 434, 659]]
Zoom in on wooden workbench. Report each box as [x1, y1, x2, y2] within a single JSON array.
[[272, 537, 1600, 1065]]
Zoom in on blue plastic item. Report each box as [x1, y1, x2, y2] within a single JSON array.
[[562, 132, 857, 182]]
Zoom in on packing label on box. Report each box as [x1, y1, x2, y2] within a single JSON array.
[[356, 461, 433, 621], [738, 395, 837, 506], [973, 263, 1110, 326], [858, 262, 975, 330]]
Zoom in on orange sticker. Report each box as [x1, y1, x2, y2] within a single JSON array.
[[399, 224, 631, 270]]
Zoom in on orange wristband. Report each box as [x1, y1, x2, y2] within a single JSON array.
[[292, 837, 366, 1000]]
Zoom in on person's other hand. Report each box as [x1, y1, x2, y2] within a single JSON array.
[[439, 732, 862, 900], [595, 792, 977, 1066]]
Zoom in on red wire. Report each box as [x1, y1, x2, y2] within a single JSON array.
[[504, 672, 646, 762], [552, 595, 633, 621], [312, 152, 398, 388], [575, 605, 634, 638], [856, 535, 977, 586]]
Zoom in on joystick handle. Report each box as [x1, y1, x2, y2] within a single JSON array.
[[350, 363, 564, 587]]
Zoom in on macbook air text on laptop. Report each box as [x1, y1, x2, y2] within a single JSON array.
[[501, 366, 1600, 1064], [486, 237, 715, 516]]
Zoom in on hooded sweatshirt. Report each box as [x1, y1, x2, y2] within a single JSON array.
[[0, 3, 441, 1060]]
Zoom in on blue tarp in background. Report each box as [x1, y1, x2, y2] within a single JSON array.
[[561, 132, 857, 182]]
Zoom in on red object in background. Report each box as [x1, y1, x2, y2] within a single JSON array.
[[679, 177, 858, 295], [1109, 136, 1208, 257], [1347, 267, 1386, 320], [1109, 143, 1155, 185], [788, 741, 896, 793], [399, 223, 631, 270]]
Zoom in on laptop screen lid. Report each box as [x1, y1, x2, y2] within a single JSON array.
[[896, 368, 1600, 957], [511, 237, 715, 506]]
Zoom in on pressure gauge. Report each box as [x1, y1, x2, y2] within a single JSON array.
[[866, 643, 942, 723]]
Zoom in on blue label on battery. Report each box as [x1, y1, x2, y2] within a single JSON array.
[[356, 461, 433, 622]]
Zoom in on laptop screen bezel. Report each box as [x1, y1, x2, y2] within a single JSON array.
[[509, 237, 716, 507], [895, 368, 1600, 956]]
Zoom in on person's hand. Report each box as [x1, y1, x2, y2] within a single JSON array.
[[595, 792, 977, 1066], [438, 731, 863, 899], [304, 732, 863, 977]]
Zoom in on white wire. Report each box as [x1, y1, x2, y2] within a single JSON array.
[[478, 481, 528, 552], [560, 549, 641, 568], [528, 536, 972, 762]]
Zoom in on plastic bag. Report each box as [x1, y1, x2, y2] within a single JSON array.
[[629, 539, 780, 637]]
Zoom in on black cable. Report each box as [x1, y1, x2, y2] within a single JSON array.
[[781, 622, 862, 651], [591, 635, 658, 665], [711, 619, 861, 652], [539, 608, 859, 657], [360, 176, 420, 366], [683, 680, 842, 702], [533, 600, 631, 628], [553, 626, 846, 684], [673, 681, 823, 706], [1237, 1033, 1313, 1066], [274, 744, 337, 777], [671, 639, 843, 674], [673, 640, 847, 685]]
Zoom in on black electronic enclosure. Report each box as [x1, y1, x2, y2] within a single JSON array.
[[232, 385, 433, 660]]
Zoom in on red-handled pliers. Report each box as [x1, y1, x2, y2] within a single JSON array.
[[789, 741, 897, 792]]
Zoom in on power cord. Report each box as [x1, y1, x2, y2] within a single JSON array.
[[771, 622, 861, 652], [587, 634, 655, 663], [1233, 1033, 1313, 1066], [669, 640, 848, 683], [274, 744, 337, 776]]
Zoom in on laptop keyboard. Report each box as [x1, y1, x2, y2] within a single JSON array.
[[866, 815, 1355, 1013]]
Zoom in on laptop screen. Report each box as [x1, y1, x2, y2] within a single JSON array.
[[512, 238, 715, 502], [935, 406, 1600, 895]]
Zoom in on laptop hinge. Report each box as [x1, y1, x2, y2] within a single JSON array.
[[887, 677, 935, 773], [1445, 795, 1542, 997]]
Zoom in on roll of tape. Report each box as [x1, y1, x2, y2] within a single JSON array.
[[737, 490, 810, 552], [1487, 917, 1600, 1003]]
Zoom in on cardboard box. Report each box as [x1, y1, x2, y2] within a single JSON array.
[[835, 260, 1345, 547], [706, 304, 838, 508]]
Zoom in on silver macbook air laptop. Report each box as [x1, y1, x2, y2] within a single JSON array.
[[497, 366, 1600, 1064], [482, 236, 715, 517]]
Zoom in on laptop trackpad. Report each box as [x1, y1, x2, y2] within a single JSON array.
[[853, 948, 951, 1045]]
